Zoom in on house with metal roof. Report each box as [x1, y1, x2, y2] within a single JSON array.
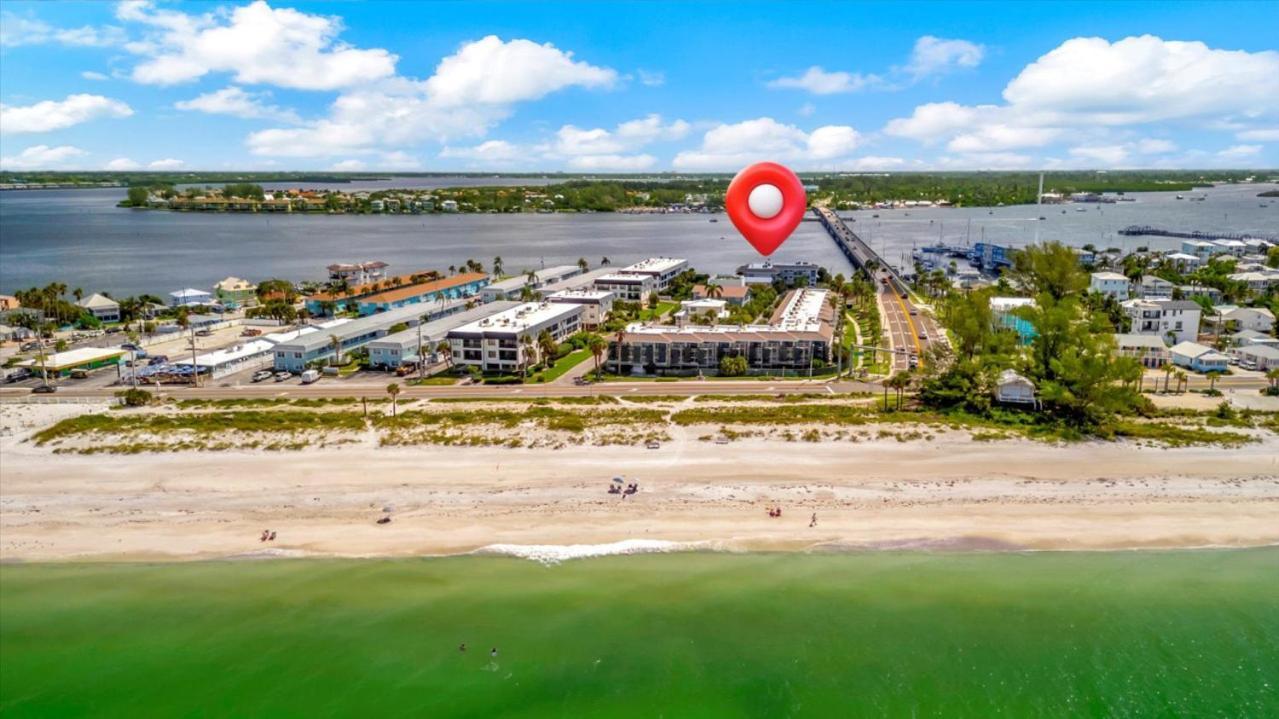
[[77, 293, 120, 323]]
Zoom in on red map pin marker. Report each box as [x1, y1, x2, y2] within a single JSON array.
[[725, 161, 806, 257]]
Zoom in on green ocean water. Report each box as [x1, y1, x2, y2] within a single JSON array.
[[2, 550, 1276, 717]]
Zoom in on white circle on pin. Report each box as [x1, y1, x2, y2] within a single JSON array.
[[748, 183, 783, 219]]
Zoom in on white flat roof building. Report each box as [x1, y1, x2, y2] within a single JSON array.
[[616, 257, 688, 291], [272, 303, 435, 371], [367, 301, 519, 369], [448, 301, 585, 372], [593, 272, 657, 302], [547, 289, 614, 328], [480, 265, 584, 302]]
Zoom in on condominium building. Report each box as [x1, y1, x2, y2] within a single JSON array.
[[736, 260, 821, 286], [366, 301, 518, 370], [272, 303, 434, 372], [355, 272, 488, 315], [447, 302, 585, 373], [1122, 299, 1202, 345], [545, 290, 614, 328], [616, 257, 689, 291], [610, 288, 834, 376], [480, 265, 583, 303], [592, 272, 655, 303]]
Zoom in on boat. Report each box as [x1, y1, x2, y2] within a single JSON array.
[[1038, 216, 1046, 221], [1175, 194, 1184, 200], [1076, 207, 1088, 212], [709, 218, 718, 223]]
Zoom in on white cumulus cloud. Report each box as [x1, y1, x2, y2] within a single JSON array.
[[1217, 144, 1261, 159], [884, 35, 1279, 163], [248, 35, 617, 157], [117, 0, 397, 90], [175, 86, 301, 123], [903, 36, 985, 79], [0, 12, 125, 47], [0, 144, 86, 170], [104, 157, 142, 170], [1235, 127, 1279, 142], [0, 94, 133, 134], [672, 117, 862, 170], [767, 66, 880, 95], [423, 35, 616, 107], [148, 158, 185, 170], [567, 154, 656, 171]]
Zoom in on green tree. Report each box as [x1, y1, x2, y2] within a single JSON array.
[[586, 333, 607, 379], [126, 187, 149, 206], [719, 354, 748, 376], [1010, 242, 1088, 300], [386, 383, 400, 417]]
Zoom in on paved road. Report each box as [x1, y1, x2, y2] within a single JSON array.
[[812, 206, 946, 373], [0, 378, 879, 401]]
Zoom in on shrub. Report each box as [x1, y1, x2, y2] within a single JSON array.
[[116, 388, 153, 407]]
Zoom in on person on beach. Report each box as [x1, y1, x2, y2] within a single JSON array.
[[810, 513, 818, 528]]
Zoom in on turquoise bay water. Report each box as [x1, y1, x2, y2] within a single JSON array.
[[2, 550, 1276, 717]]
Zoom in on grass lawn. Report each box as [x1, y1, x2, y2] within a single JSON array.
[[2, 550, 1276, 717], [530, 349, 591, 383], [638, 300, 678, 321]]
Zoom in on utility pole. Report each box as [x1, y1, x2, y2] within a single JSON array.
[[189, 324, 199, 388], [417, 321, 425, 380], [37, 337, 50, 389]]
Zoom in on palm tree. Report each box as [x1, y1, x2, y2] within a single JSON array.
[[887, 371, 913, 410], [386, 382, 401, 417], [330, 334, 343, 366], [493, 256, 503, 276], [1175, 369, 1188, 394], [73, 287, 84, 303], [586, 333, 607, 380], [614, 328, 626, 375], [704, 282, 723, 300], [1160, 362, 1175, 393], [436, 340, 453, 369], [1206, 370, 1222, 393], [1266, 367, 1279, 392], [519, 334, 536, 375], [537, 329, 557, 367], [600, 256, 611, 267], [577, 257, 589, 272]]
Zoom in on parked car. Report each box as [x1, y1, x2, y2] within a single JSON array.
[[69, 369, 90, 379], [645, 440, 661, 450], [395, 365, 413, 377], [241, 328, 262, 337], [32, 384, 57, 394], [574, 376, 592, 386], [2, 367, 31, 383], [300, 369, 321, 384], [195, 329, 213, 337], [20, 341, 41, 352], [148, 355, 169, 365], [273, 371, 292, 382], [251, 369, 274, 383]]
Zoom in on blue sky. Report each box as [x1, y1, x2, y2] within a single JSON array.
[[1, 0, 1277, 172]]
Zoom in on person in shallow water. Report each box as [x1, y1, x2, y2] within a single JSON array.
[[491, 648, 498, 658]]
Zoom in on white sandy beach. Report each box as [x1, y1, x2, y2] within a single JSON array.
[[1, 401, 1277, 561]]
